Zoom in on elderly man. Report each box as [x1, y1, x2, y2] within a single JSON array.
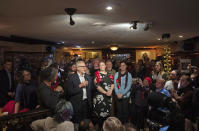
[[66, 60, 93, 123], [156, 79, 170, 97], [164, 70, 179, 92]]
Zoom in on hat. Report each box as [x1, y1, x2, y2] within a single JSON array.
[[144, 77, 152, 86]]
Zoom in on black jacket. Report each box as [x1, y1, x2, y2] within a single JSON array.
[[0, 69, 15, 106], [37, 82, 62, 110], [66, 72, 93, 112]]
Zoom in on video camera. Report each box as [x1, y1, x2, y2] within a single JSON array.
[[132, 77, 141, 85], [147, 92, 185, 131]]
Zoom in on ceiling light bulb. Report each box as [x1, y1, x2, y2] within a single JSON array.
[[76, 46, 81, 48], [110, 45, 118, 51], [157, 38, 161, 41], [130, 26, 134, 30], [106, 6, 113, 11], [179, 35, 183, 38]]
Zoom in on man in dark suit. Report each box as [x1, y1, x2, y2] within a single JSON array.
[[0, 59, 15, 107], [66, 60, 93, 123]]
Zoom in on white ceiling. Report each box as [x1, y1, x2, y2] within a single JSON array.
[[0, 0, 199, 48]]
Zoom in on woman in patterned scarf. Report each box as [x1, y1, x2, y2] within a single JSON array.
[[114, 61, 132, 124]]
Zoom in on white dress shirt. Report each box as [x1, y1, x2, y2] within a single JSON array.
[[164, 80, 174, 91], [77, 72, 87, 100]]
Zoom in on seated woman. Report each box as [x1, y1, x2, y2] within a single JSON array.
[[2, 69, 38, 114], [31, 101, 74, 131]]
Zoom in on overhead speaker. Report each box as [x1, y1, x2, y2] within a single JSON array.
[[162, 33, 170, 41], [46, 46, 56, 53]]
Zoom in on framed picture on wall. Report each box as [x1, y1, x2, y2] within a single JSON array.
[[180, 59, 191, 73]]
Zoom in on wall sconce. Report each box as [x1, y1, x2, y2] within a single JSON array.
[[110, 45, 119, 51]]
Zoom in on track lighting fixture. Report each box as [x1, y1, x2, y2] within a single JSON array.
[[130, 21, 152, 31], [143, 22, 152, 31], [65, 8, 77, 26], [144, 23, 149, 31], [130, 21, 139, 29]]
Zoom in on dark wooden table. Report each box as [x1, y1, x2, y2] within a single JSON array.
[[0, 108, 52, 130]]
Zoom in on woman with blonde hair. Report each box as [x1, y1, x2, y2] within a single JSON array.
[[103, 117, 125, 131], [151, 61, 167, 83]]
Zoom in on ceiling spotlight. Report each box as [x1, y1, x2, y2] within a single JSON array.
[[106, 6, 113, 11], [129, 26, 134, 30], [179, 35, 183, 38], [157, 38, 161, 41], [130, 21, 139, 30], [144, 22, 152, 31], [65, 8, 77, 26], [143, 24, 149, 31]]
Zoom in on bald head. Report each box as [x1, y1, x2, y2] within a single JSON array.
[[170, 70, 179, 80]]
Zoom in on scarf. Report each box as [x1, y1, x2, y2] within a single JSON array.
[[116, 71, 128, 90]]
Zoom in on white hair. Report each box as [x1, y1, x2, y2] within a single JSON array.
[[76, 60, 85, 67]]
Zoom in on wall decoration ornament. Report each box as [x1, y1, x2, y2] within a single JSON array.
[[163, 47, 172, 79]]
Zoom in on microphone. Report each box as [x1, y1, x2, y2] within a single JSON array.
[[83, 74, 89, 88]]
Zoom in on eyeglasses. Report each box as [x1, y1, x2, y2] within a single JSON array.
[[78, 66, 86, 68]]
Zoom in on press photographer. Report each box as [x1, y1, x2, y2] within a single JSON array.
[[130, 77, 151, 130], [147, 92, 185, 131]]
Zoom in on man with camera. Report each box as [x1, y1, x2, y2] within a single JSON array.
[[130, 77, 151, 131]]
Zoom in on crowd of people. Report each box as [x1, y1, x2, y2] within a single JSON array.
[[0, 55, 199, 131]]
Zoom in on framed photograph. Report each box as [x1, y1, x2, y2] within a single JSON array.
[[180, 59, 191, 72]]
